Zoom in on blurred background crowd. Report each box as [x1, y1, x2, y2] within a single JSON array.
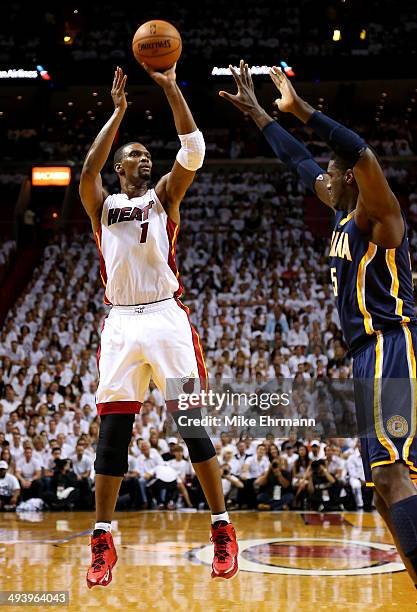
[[0, 0, 417, 515], [2, 160, 416, 513], [2, 0, 416, 68]]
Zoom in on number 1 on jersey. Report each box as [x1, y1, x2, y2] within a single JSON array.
[[331, 267, 338, 296], [139, 222, 149, 244]]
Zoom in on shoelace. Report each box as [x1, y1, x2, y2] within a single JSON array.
[[90, 540, 110, 571], [211, 531, 231, 562]]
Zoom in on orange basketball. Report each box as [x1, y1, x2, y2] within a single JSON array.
[[132, 20, 182, 71]]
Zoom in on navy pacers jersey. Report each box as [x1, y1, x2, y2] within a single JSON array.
[[329, 209, 417, 352]]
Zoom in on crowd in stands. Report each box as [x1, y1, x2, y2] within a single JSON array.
[[2, 117, 417, 167], [1, 161, 417, 513], [0, 239, 16, 285], [1, 0, 416, 67]]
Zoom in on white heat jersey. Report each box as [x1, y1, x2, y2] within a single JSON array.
[[95, 189, 182, 305]]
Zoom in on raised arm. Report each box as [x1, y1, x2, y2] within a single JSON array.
[[79, 67, 127, 231], [219, 60, 331, 208], [141, 62, 205, 225], [269, 67, 403, 242]]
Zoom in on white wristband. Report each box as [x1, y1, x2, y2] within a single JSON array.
[[176, 129, 205, 171]]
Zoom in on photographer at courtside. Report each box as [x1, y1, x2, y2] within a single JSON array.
[[306, 458, 344, 511], [255, 458, 294, 511]]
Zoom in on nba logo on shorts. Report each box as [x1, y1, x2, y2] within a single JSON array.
[[181, 373, 196, 394], [386, 415, 409, 437]]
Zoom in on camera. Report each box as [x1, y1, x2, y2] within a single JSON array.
[[311, 459, 325, 473], [271, 460, 280, 469]]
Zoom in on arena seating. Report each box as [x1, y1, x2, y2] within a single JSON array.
[[0, 160, 416, 512], [1, 0, 416, 66]]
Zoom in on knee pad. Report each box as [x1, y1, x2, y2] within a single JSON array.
[[94, 414, 134, 477], [172, 407, 216, 463]]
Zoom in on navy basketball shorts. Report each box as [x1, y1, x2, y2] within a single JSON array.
[[353, 325, 417, 487]]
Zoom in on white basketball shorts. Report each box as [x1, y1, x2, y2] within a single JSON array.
[[96, 298, 208, 415]]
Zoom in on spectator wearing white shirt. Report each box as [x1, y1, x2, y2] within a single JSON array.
[[325, 445, 346, 481], [124, 448, 148, 508], [54, 362, 73, 388], [280, 444, 299, 472], [240, 444, 270, 508], [67, 422, 83, 449], [144, 381, 165, 411], [220, 459, 244, 505], [55, 433, 74, 460], [82, 404, 95, 423], [8, 412, 26, 436], [148, 430, 169, 456], [72, 411, 90, 433], [41, 382, 64, 406], [308, 440, 326, 461], [138, 413, 154, 441], [346, 443, 365, 509], [168, 446, 193, 482], [167, 446, 193, 508], [9, 340, 25, 365], [36, 363, 52, 389], [80, 381, 97, 410], [51, 413, 69, 436], [136, 441, 167, 508], [233, 441, 252, 476], [126, 450, 139, 476], [30, 339, 44, 365], [71, 443, 93, 480], [0, 403, 9, 433], [285, 320, 309, 349], [288, 346, 308, 376], [12, 368, 27, 398], [15, 446, 42, 500], [306, 345, 329, 371], [3, 386, 20, 415], [79, 363, 94, 391], [32, 436, 48, 468], [243, 445, 270, 479], [9, 430, 24, 463], [0, 461, 20, 509], [136, 441, 163, 476], [146, 463, 179, 509], [141, 401, 162, 432], [56, 321, 71, 346]]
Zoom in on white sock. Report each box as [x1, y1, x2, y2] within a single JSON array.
[[94, 521, 112, 533], [211, 511, 230, 525]]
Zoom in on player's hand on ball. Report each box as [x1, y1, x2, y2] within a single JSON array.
[[111, 66, 128, 112], [269, 66, 299, 113], [219, 59, 260, 114], [141, 62, 177, 90]]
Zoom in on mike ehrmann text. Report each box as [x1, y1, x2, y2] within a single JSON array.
[[176, 415, 316, 428]]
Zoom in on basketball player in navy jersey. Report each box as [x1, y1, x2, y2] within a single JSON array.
[[80, 66, 238, 588], [221, 60, 417, 589]]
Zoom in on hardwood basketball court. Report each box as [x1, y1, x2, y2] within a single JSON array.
[[0, 510, 415, 610]]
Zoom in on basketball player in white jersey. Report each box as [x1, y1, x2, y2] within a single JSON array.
[[79, 65, 238, 588]]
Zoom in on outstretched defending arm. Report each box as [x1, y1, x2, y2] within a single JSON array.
[[219, 60, 331, 208], [141, 62, 205, 224], [269, 67, 402, 230], [79, 67, 127, 230]]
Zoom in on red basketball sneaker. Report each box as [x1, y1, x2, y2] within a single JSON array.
[[210, 522, 239, 580], [86, 532, 118, 588]]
